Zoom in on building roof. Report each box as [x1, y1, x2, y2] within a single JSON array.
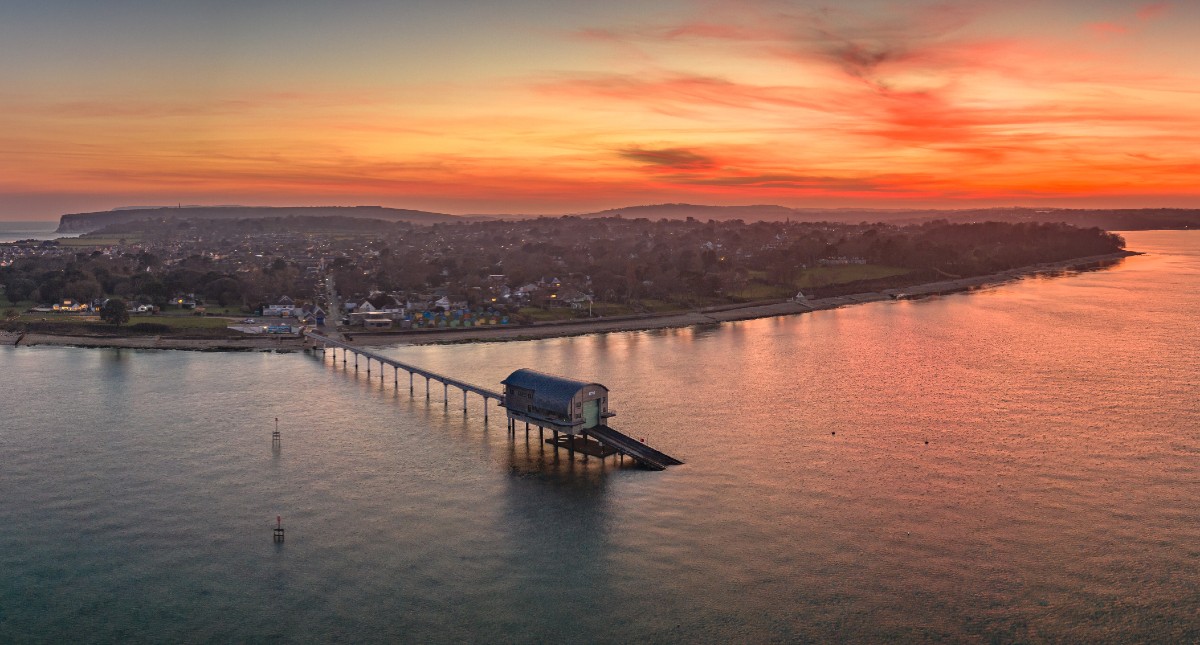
[[501, 368, 605, 412]]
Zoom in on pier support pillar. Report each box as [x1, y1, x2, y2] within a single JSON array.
[[462, 390, 467, 414], [410, 371, 414, 396], [443, 382, 448, 408], [483, 397, 489, 422], [425, 377, 430, 400]]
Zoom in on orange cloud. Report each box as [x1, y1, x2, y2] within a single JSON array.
[[1086, 22, 1129, 37], [1137, 2, 1171, 21], [2, 0, 1199, 217]]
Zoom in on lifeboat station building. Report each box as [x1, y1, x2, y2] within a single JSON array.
[[500, 368, 613, 434], [499, 368, 682, 469]]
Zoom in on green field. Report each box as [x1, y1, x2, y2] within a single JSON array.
[[3, 301, 37, 315], [588, 302, 638, 317], [635, 299, 700, 313], [194, 305, 251, 315], [12, 313, 237, 330], [517, 307, 579, 322], [127, 315, 237, 329], [735, 265, 913, 300], [793, 265, 912, 288], [55, 235, 141, 247]]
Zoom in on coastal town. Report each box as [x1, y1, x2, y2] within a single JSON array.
[[1, 214, 1128, 345]]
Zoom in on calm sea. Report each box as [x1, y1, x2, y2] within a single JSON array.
[[0, 221, 62, 243], [2, 231, 1197, 643]]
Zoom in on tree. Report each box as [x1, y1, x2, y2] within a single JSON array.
[[5, 278, 36, 303], [100, 299, 130, 326], [65, 278, 102, 303]]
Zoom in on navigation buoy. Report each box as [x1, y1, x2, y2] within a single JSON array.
[[273, 516, 285, 543]]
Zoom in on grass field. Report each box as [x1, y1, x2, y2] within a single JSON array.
[[735, 265, 913, 300], [127, 315, 236, 329], [13, 313, 236, 330], [55, 235, 141, 247], [793, 265, 912, 288], [3, 301, 37, 315], [588, 302, 638, 317], [636, 299, 702, 313], [195, 305, 251, 315], [518, 307, 578, 322]]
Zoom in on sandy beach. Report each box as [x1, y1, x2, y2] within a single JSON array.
[[2, 251, 1135, 351]]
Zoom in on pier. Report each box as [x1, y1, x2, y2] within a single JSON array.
[[305, 330, 502, 421], [303, 330, 681, 470]]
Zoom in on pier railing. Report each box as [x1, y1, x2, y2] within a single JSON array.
[[304, 330, 501, 419]]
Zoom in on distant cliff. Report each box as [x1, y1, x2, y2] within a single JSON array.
[[56, 206, 460, 233]]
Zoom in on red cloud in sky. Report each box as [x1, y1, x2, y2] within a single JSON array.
[[1137, 2, 1171, 21]]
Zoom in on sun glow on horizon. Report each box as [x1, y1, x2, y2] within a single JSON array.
[[2, 0, 1199, 219]]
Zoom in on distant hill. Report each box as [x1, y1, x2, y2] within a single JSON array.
[[55, 203, 1200, 234], [580, 203, 815, 222], [56, 205, 461, 233], [577, 203, 970, 223], [575, 204, 1200, 229]]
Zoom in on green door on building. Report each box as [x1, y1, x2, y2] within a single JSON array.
[[583, 399, 600, 428]]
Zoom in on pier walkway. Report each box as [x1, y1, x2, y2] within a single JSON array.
[[304, 330, 502, 420]]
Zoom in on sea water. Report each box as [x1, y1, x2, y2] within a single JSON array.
[[1, 231, 1197, 643]]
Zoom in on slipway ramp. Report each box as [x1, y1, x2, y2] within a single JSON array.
[[588, 425, 684, 471]]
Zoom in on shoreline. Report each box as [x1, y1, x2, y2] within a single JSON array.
[[2, 251, 1137, 351]]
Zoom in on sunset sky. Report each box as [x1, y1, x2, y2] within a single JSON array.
[[2, 0, 1199, 219]]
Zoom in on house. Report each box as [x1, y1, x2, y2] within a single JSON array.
[[559, 289, 592, 309], [363, 317, 393, 330], [432, 295, 468, 311], [52, 299, 88, 312], [264, 296, 300, 317], [298, 304, 327, 325]]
